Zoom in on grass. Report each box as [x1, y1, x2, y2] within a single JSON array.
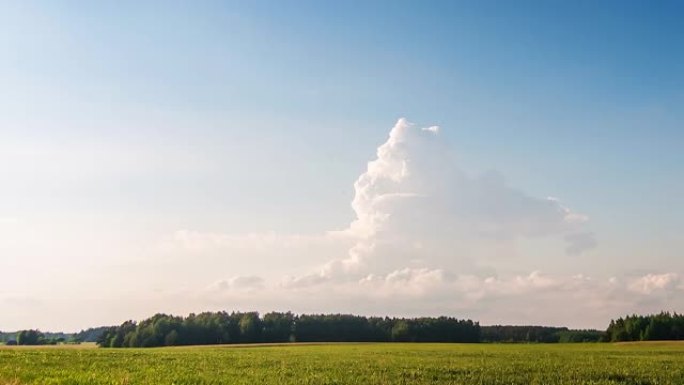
[[0, 342, 683, 384]]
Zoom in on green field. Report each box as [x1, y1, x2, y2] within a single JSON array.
[[1, 342, 683, 384]]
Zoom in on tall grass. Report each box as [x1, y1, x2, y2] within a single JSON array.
[[1, 342, 682, 384]]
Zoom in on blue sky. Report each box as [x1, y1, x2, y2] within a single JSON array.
[[1, 1, 683, 331]]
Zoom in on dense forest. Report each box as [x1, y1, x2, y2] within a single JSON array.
[[95, 311, 608, 348], [481, 326, 605, 343], [96, 312, 481, 347], [5, 312, 681, 348], [606, 312, 684, 342], [74, 327, 113, 343]]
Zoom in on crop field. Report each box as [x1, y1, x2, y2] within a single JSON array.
[[1, 342, 683, 385]]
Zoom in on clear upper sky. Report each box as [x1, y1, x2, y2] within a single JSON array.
[[1, 1, 682, 331]]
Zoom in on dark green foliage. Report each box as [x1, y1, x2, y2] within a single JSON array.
[[75, 327, 112, 343], [98, 311, 480, 348], [391, 320, 411, 342], [3, 330, 90, 345], [482, 326, 566, 343], [481, 326, 605, 343], [294, 314, 388, 342], [407, 317, 480, 342], [0, 332, 16, 343], [557, 329, 606, 343], [238, 312, 262, 342], [17, 330, 42, 345], [262, 312, 295, 342], [607, 312, 684, 342]]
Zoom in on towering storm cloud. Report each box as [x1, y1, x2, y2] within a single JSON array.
[[308, 118, 595, 283]]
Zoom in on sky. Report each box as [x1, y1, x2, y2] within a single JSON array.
[[1, 0, 683, 331]]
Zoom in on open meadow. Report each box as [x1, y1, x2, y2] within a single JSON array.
[[1, 342, 683, 385]]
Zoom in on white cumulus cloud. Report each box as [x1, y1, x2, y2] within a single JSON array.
[[314, 118, 596, 282], [628, 273, 680, 294]]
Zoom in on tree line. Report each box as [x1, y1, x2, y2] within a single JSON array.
[[0, 330, 68, 346], [96, 312, 481, 347], [481, 326, 605, 343], [606, 312, 684, 342], [97, 311, 617, 348], [0, 327, 112, 346], [6, 311, 681, 348]]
